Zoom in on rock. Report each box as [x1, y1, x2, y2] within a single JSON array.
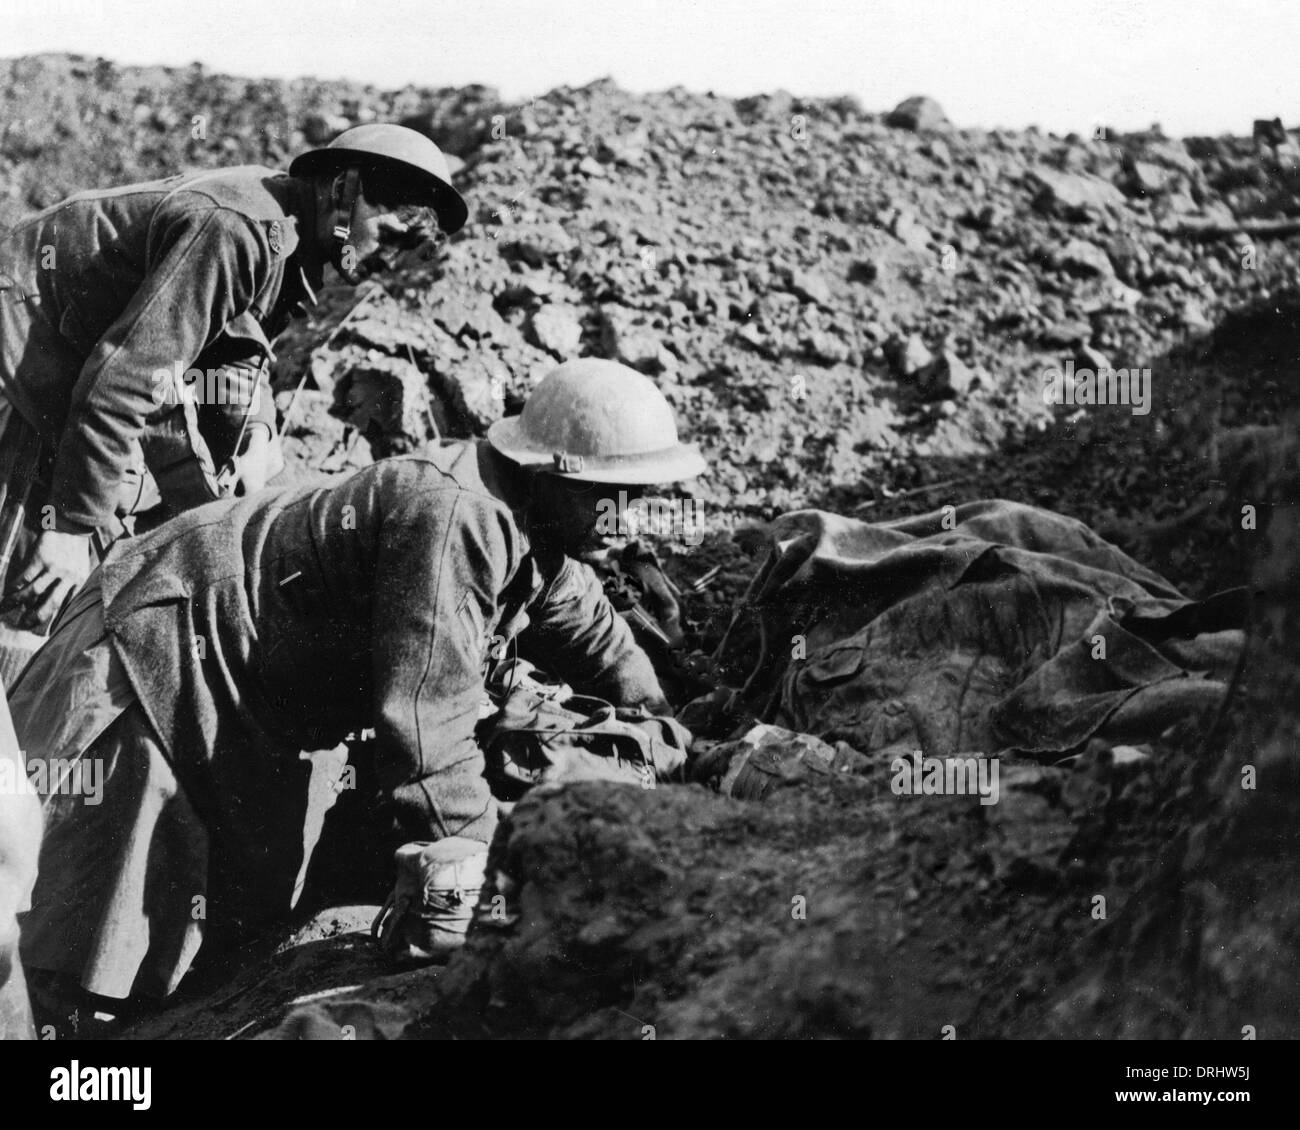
[[922, 138, 952, 166], [964, 202, 1010, 231], [1158, 190, 1201, 217], [1028, 168, 1126, 220], [785, 268, 832, 307], [885, 95, 949, 132], [1146, 261, 1200, 290], [1252, 117, 1287, 148], [919, 349, 976, 398], [151, 104, 182, 131], [674, 281, 725, 313], [803, 329, 851, 366], [855, 406, 899, 449], [1056, 238, 1115, 278], [276, 389, 374, 480], [1074, 344, 1112, 373], [596, 130, 649, 167], [734, 323, 767, 352], [495, 275, 561, 308], [408, 777, 901, 1039], [1126, 160, 1169, 196], [432, 354, 506, 433], [890, 208, 932, 253], [265, 1000, 411, 1041], [339, 311, 436, 356], [1102, 233, 1152, 285], [848, 260, 879, 285], [1138, 139, 1202, 181], [1039, 320, 1093, 347], [885, 333, 935, 379], [1179, 299, 1214, 331], [301, 111, 350, 146], [397, 89, 505, 155], [983, 766, 1075, 885], [735, 90, 795, 124], [330, 355, 436, 456], [305, 345, 345, 396], [500, 221, 577, 268], [600, 304, 672, 373], [527, 304, 583, 357], [632, 219, 669, 246], [427, 292, 507, 341], [1085, 280, 1143, 314]]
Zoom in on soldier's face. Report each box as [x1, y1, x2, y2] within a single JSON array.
[[532, 476, 644, 562]]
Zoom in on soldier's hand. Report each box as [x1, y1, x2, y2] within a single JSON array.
[[2, 529, 92, 633], [231, 428, 280, 496]]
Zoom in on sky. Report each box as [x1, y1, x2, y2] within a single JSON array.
[[1, 0, 1295, 137]]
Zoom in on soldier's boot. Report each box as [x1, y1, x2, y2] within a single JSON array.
[[0, 939, 35, 1039], [371, 837, 489, 965]]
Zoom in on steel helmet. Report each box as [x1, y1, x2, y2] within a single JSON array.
[[487, 359, 707, 484], [289, 123, 468, 235]]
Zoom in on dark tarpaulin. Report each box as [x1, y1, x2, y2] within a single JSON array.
[[713, 500, 1243, 760]]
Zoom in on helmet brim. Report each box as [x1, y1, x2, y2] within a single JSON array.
[[289, 149, 468, 235], [487, 416, 707, 484]]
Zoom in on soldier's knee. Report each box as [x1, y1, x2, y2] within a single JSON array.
[[0, 787, 41, 934], [0, 698, 42, 932]]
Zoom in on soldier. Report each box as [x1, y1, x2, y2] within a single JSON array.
[[10, 359, 706, 1027], [0, 688, 40, 1039], [0, 123, 467, 649]]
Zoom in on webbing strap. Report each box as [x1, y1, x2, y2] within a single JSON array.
[[332, 166, 363, 245]]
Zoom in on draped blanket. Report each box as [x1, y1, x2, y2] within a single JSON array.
[[712, 501, 1244, 760]]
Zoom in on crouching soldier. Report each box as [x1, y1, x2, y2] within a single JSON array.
[[9, 359, 706, 1027]]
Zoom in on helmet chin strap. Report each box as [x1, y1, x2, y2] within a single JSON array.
[[332, 165, 364, 263]]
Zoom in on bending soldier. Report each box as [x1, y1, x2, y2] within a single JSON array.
[[0, 123, 466, 644], [10, 359, 706, 1030]]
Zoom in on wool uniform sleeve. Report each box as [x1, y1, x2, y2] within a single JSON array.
[[520, 555, 670, 713], [193, 352, 277, 462], [372, 483, 518, 847], [50, 207, 272, 530], [210, 356, 275, 435]]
